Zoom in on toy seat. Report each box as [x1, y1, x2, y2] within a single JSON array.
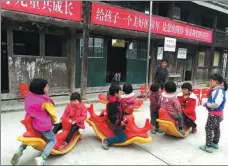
[[98, 94, 108, 104], [140, 85, 145, 97], [19, 83, 30, 101], [135, 99, 144, 109], [86, 104, 153, 146], [192, 88, 201, 106], [200, 88, 210, 105], [18, 116, 81, 155], [157, 108, 190, 138]]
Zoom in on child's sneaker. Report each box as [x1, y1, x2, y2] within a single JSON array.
[[102, 139, 109, 150], [155, 128, 163, 133], [192, 127, 197, 134], [35, 156, 46, 166], [11, 152, 22, 166], [211, 143, 219, 149], [150, 129, 156, 134], [199, 145, 214, 153], [178, 129, 186, 136]]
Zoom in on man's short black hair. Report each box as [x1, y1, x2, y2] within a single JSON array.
[[150, 82, 160, 92], [109, 84, 121, 96], [181, 82, 192, 91], [165, 81, 177, 93], [123, 84, 133, 94], [162, 59, 168, 63], [29, 78, 48, 95], [70, 92, 81, 101]]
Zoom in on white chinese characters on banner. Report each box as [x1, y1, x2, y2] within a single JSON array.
[[5, 1, 73, 16], [164, 37, 176, 52], [177, 48, 187, 59], [96, 8, 119, 24], [157, 47, 164, 60]]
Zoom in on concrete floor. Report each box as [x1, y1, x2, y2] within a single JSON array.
[[1, 101, 228, 165]]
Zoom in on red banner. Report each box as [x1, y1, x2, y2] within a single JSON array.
[[1, 1, 82, 22], [91, 2, 213, 43]]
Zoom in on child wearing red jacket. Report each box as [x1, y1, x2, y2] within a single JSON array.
[[53, 92, 87, 150], [177, 83, 197, 134]]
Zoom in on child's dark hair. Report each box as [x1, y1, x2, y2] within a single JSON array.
[[150, 83, 160, 92], [181, 82, 192, 91], [123, 84, 133, 94], [29, 78, 48, 95], [162, 59, 168, 63], [210, 73, 227, 91], [70, 92, 82, 102], [165, 81, 177, 93], [109, 84, 121, 96]]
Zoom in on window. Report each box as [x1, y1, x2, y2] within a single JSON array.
[[13, 30, 39, 56], [80, 37, 104, 58], [198, 52, 205, 67], [45, 34, 66, 57], [213, 51, 220, 66], [129, 41, 137, 50], [137, 42, 147, 60]]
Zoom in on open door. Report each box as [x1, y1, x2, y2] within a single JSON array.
[[185, 53, 193, 81], [106, 39, 127, 83], [1, 29, 9, 93]]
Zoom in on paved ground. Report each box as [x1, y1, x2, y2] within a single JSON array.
[[1, 100, 228, 165]]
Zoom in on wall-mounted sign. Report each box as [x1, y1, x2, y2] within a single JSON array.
[[157, 47, 163, 60], [91, 2, 213, 43], [177, 48, 187, 59], [1, 1, 82, 21], [164, 37, 176, 52]]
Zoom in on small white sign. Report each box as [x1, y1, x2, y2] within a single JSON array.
[[164, 37, 176, 52], [157, 47, 163, 60], [177, 48, 187, 59]]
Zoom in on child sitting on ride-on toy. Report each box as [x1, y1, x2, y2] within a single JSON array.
[[120, 84, 136, 115], [53, 92, 87, 150], [160, 82, 185, 135], [11, 78, 59, 166], [102, 84, 127, 150], [177, 83, 197, 134]]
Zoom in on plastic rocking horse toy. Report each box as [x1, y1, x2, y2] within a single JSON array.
[[17, 116, 83, 155], [98, 94, 144, 110], [156, 108, 190, 138], [86, 104, 153, 146]]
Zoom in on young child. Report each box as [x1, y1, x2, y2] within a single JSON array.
[[53, 92, 87, 150], [177, 83, 198, 134], [160, 81, 185, 135], [11, 78, 58, 166], [120, 84, 136, 114], [200, 73, 227, 153], [150, 83, 163, 134], [102, 84, 127, 150]]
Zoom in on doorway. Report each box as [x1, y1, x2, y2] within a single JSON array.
[[106, 39, 127, 83], [185, 53, 193, 81], [1, 29, 9, 93]]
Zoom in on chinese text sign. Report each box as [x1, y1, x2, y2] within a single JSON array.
[[1, 1, 82, 22], [91, 2, 212, 43], [164, 37, 176, 52]]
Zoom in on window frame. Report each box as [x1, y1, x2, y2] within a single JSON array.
[[13, 30, 40, 57], [80, 37, 104, 59]]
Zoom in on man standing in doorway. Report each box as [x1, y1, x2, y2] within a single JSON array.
[[154, 59, 169, 90]]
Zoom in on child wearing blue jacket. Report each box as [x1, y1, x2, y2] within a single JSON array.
[[200, 73, 227, 153]]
